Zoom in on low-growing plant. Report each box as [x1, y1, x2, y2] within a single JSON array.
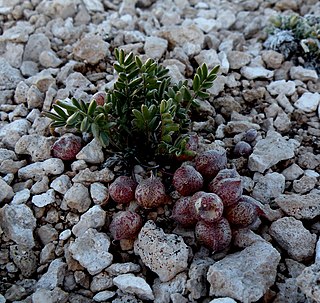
[[45, 49, 219, 165], [264, 14, 320, 73]]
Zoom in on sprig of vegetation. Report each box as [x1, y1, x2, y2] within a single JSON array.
[[45, 49, 219, 164]]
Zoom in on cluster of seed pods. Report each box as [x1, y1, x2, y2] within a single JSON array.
[[107, 148, 261, 253]]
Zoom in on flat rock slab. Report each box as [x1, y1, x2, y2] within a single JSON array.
[[134, 220, 189, 282], [248, 131, 299, 173], [207, 241, 280, 303], [275, 193, 320, 219]]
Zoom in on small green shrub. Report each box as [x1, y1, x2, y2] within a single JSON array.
[[45, 49, 219, 164], [264, 14, 320, 73]]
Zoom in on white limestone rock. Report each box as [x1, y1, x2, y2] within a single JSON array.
[[294, 92, 320, 113]]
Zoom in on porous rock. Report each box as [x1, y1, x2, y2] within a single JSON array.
[[207, 241, 280, 303], [134, 220, 189, 282], [296, 263, 320, 302], [62, 183, 91, 213]]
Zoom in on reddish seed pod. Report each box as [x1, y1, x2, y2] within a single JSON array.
[[171, 196, 198, 228], [191, 191, 224, 224], [109, 210, 143, 240], [51, 134, 82, 161], [90, 91, 107, 106], [135, 175, 167, 209], [195, 217, 232, 252], [208, 169, 243, 207], [225, 197, 259, 228], [109, 176, 137, 204], [173, 165, 203, 196], [194, 149, 227, 180], [234, 141, 252, 157]]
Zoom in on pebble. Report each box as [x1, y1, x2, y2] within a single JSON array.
[[294, 92, 320, 113], [50, 175, 72, 194], [281, 163, 304, 181], [76, 138, 104, 164], [290, 66, 318, 82], [32, 189, 56, 207], [266, 80, 296, 96], [240, 66, 274, 79], [59, 229, 72, 241], [72, 167, 114, 183], [144, 36, 168, 59], [227, 51, 251, 69], [62, 183, 92, 213]]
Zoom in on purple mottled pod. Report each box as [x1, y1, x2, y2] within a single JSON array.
[[171, 196, 198, 228], [109, 210, 143, 240], [244, 128, 258, 142], [135, 175, 166, 209], [225, 196, 259, 228], [173, 165, 203, 196], [234, 141, 252, 157], [208, 170, 243, 207], [91, 91, 107, 106], [51, 134, 82, 161], [194, 149, 227, 180], [195, 217, 232, 252], [191, 191, 224, 224], [109, 176, 137, 204]]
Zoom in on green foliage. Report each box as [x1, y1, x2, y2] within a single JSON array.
[[45, 49, 219, 163], [264, 14, 320, 73]]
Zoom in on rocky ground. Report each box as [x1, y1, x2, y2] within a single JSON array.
[[1, 0, 320, 302]]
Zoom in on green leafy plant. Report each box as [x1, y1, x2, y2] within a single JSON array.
[[264, 14, 320, 73], [45, 49, 219, 164]]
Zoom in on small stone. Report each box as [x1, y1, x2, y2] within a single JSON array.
[[293, 175, 317, 194], [93, 290, 115, 302], [32, 189, 56, 208], [266, 80, 296, 96], [90, 182, 109, 205], [113, 273, 154, 301], [0, 119, 31, 149], [275, 193, 320, 220], [32, 287, 68, 303], [72, 205, 106, 237], [50, 175, 72, 194], [37, 225, 58, 245], [261, 50, 284, 69], [82, 0, 104, 12], [248, 131, 299, 173], [62, 183, 92, 213], [290, 66, 318, 82], [90, 272, 113, 292], [0, 204, 36, 248], [294, 92, 320, 113], [207, 241, 280, 303], [134, 220, 189, 282], [106, 262, 140, 276], [72, 167, 114, 183], [144, 36, 168, 59], [296, 263, 320, 302], [269, 217, 317, 261], [209, 298, 237, 303], [11, 188, 30, 205], [40, 243, 56, 263], [36, 259, 67, 290], [0, 177, 14, 202], [195, 49, 221, 69], [0, 58, 24, 90], [240, 66, 274, 79], [23, 33, 51, 62], [10, 245, 37, 277], [281, 163, 304, 181], [69, 228, 113, 275], [227, 51, 251, 69], [59, 229, 72, 241], [73, 34, 110, 65], [76, 139, 104, 164]]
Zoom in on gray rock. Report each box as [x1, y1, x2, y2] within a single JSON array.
[[65, 72, 92, 94], [194, 17, 217, 33], [50, 175, 72, 194], [62, 183, 91, 213], [0, 177, 14, 202], [195, 49, 221, 70], [73, 34, 110, 65], [90, 182, 109, 205], [90, 272, 113, 292], [82, 0, 104, 12], [281, 163, 304, 181], [290, 66, 318, 82], [240, 66, 274, 79], [72, 167, 114, 183], [274, 110, 291, 132], [18, 158, 64, 180], [266, 80, 296, 96], [32, 287, 69, 303], [20, 61, 39, 77], [37, 224, 58, 245], [106, 262, 140, 276], [76, 138, 104, 164], [207, 241, 280, 303], [14, 81, 29, 104], [269, 217, 317, 261], [10, 245, 37, 278], [225, 120, 259, 134], [144, 36, 168, 59], [248, 131, 299, 173], [15, 134, 54, 162], [275, 193, 320, 220], [31, 176, 50, 195], [113, 274, 154, 301], [153, 272, 187, 303], [298, 151, 320, 169], [294, 92, 320, 113], [227, 51, 251, 69], [11, 188, 30, 205], [261, 50, 284, 69], [0, 204, 36, 248], [72, 205, 106, 237], [186, 258, 214, 300], [0, 21, 34, 43], [0, 118, 31, 148], [2, 42, 24, 68], [40, 243, 56, 264], [134, 220, 189, 282], [0, 58, 23, 90], [209, 299, 237, 303], [293, 175, 317, 194], [32, 189, 56, 208], [39, 50, 62, 68], [23, 33, 51, 62], [59, 229, 72, 241], [69, 228, 113, 275], [252, 172, 285, 203], [93, 290, 116, 302], [36, 259, 67, 290], [296, 263, 320, 302], [233, 229, 266, 248]]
